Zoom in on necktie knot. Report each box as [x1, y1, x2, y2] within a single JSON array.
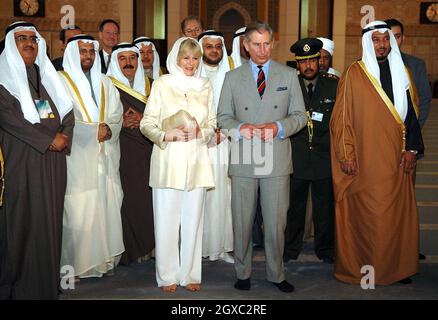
[[307, 83, 314, 100]]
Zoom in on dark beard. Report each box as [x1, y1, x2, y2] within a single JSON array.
[[203, 55, 222, 66], [377, 47, 391, 63]]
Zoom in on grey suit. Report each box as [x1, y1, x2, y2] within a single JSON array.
[[217, 60, 306, 282], [402, 52, 432, 129]]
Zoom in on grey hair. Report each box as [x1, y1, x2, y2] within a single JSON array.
[[244, 21, 274, 42]]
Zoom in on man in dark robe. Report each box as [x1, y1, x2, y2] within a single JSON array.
[[0, 22, 74, 299], [107, 43, 155, 265]]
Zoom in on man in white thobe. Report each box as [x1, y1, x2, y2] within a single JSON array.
[[59, 34, 124, 278], [198, 30, 234, 263]]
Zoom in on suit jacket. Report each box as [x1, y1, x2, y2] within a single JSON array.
[[402, 52, 432, 128], [292, 73, 338, 180], [217, 60, 307, 178], [99, 49, 108, 74], [51, 56, 63, 71]]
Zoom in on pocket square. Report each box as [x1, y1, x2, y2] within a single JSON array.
[[276, 87, 288, 91]]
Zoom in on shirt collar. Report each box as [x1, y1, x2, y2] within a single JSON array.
[[250, 59, 271, 70]]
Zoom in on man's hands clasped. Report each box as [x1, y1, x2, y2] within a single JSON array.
[[239, 123, 279, 142]]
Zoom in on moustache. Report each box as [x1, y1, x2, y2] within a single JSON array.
[[304, 68, 314, 73], [123, 65, 135, 69], [23, 46, 35, 50]]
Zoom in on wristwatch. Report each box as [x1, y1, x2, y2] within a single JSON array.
[[408, 150, 418, 155]]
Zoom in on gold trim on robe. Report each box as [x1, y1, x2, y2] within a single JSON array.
[[405, 67, 420, 119], [145, 77, 151, 99], [357, 61, 407, 151], [228, 56, 235, 70], [60, 71, 107, 124], [108, 76, 148, 104]]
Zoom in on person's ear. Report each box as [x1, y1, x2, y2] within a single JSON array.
[[243, 40, 250, 53]]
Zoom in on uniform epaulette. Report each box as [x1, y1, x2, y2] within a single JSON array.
[[321, 72, 339, 80]]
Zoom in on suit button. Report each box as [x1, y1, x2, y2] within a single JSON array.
[[245, 107, 248, 111], [274, 105, 278, 109]]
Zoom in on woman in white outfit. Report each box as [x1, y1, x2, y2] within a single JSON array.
[[140, 37, 216, 293]]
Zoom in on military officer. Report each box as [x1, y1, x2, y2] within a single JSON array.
[[284, 38, 338, 264]]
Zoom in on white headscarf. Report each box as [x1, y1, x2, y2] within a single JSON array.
[[162, 37, 209, 92], [317, 37, 334, 56], [198, 31, 230, 108], [231, 27, 246, 68], [62, 35, 102, 122], [133, 37, 161, 80], [0, 22, 72, 124], [107, 42, 146, 96], [362, 20, 410, 121]]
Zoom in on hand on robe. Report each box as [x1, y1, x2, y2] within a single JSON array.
[[340, 159, 358, 177], [400, 152, 417, 174], [254, 123, 278, 142], [98, 123, 112, 142], [49, 133, 69, 152], [123, 107, 142, 129]]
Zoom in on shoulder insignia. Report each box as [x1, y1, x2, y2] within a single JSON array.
[[321, 73, 339, 80]]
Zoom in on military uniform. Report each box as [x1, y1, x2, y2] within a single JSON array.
[[284, 38, 338, 262]]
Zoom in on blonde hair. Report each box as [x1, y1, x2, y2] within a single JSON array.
[[177, 38, 202, 61]]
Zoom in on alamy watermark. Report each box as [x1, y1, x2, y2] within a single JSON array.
[[360, 265, 375, 290], [60, 265, 76, 290], [60, 5, 76, 30], [360, 5, 376, 28]]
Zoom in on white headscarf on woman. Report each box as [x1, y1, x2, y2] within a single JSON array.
[[107, 42, 146, 96], [162, 37, 209, 92], [231, 27, 246, 68], [361, 20, 410, 121], [0, 21, 72, 124], [133, 36, 161, 80], [62, 34, 102, 122], [198, 30, 230, 108]]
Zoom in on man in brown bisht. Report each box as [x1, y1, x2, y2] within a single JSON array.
[[107, 43, 155, 265], [0, 21, 74, 299], [330, 21, 424, 285]]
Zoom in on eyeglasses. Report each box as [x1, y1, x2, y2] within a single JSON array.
[[15, 35, 40, 44], [184, 28, 201, 35]]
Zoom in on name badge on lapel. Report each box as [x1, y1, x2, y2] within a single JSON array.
[[35, 100, 55, 119], [311, 112, 323, 122]]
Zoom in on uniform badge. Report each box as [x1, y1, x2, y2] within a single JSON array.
[[304, 44, 310, 52]]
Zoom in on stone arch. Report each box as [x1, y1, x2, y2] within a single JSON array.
[[212, 2, 252, 53], [212, 2, 252, 30]]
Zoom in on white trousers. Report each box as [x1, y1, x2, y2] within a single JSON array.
[[153, 188, 206, 287]]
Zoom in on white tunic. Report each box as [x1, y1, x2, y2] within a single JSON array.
[[59, 73, 125, 278], [201, 64, 233, 259]]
